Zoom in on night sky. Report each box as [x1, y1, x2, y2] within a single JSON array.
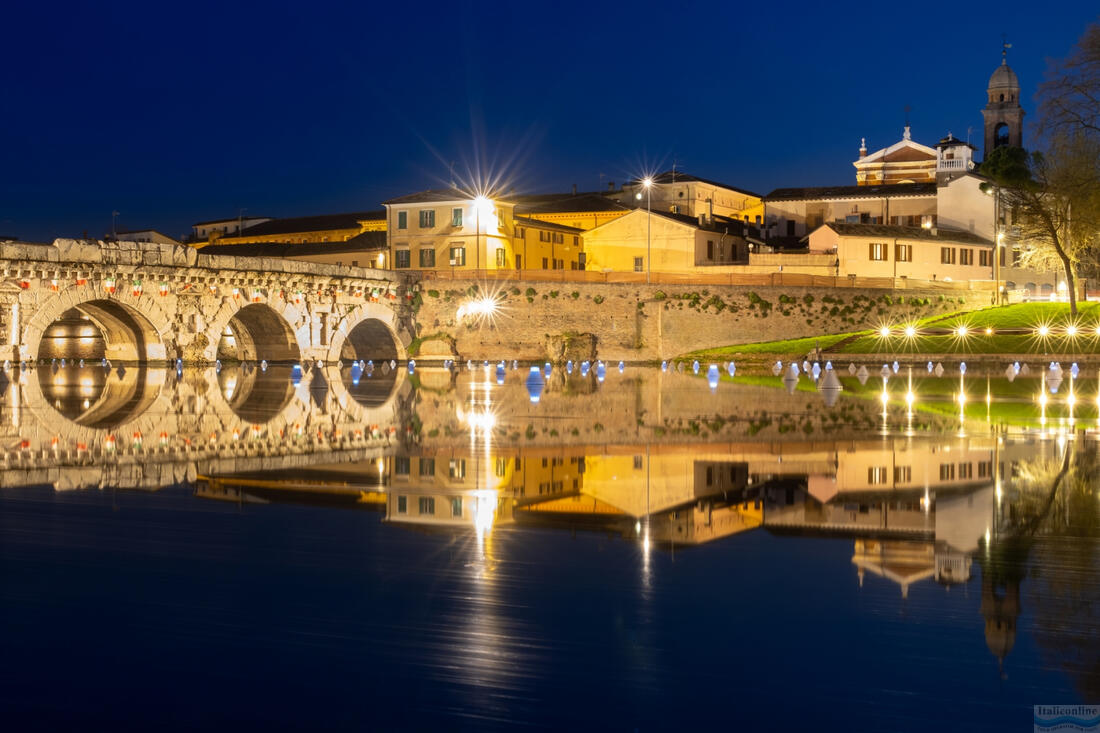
[[2, 1, 1096, 242]]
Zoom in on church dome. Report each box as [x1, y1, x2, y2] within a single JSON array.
[[988, 62, 1020, 91]]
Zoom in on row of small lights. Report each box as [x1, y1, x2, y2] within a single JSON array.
[[876, 323, 1100, 339]]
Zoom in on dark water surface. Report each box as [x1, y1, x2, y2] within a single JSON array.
[[1, 362, 1097, 730]]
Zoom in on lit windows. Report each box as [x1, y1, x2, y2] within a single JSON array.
[[450, 246, 466, 266], [894, 244, 912, 262], [868, 242, 887, 261]]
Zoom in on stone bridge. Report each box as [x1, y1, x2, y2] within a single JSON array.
[[0, 239, 414, 364]]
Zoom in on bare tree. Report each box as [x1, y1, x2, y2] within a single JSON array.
[[1038, 22, 1100, 139]]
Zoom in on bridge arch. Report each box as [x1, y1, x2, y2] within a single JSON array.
[[325, 302, 406, 364], [207, 299, 303, 363], [24, 286, 173, 363]]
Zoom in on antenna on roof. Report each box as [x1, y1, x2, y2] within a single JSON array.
[[1002, 34, 1011, 64]]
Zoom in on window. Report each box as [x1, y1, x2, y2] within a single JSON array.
[[939, 463, 955, 480], [958, 462, 973, 479], [395, 249, 410, 268], [633, 455, 644, 470], [395, 457, 410, 475], [978, 461, 993, 478], [450, 246, 465, 266], [960, 248, 973, 266], [397, 496, 407, 513], [496, 248, 506, 267], [515, 227, 524, 238], [451, 497, 463, 517], [634, 257, 644, 272], [1012, 248, 1022, 266], [397, 211, 407, 230], [707, 240, 714, 259], [419, 458, 435, 477], [515, 254, 522, 269], [868, 242, 887, 261], [895, 244, 912, 262], [868, 466, 888, 485], [495, 458, 508, 477], [980, 250, 992, 267], [418, 497, 435, 515], [418, 210, 435, 228], [573, 236, 579, 246], [419, 248, 435, 267], [542, 257, 549, 269], [1000, 248, 1007, 267], [893, 466, 912, 483], [940, 247, 956, 265], [452, 208, 462, 227], [449, 459, 466, 479]]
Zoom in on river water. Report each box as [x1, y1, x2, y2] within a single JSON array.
[[0, 360, 1097, 730]]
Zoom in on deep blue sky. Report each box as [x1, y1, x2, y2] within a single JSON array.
[[2, 1, 1096, 242]]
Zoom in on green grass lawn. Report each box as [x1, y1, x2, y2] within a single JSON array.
[[684, 303, 1100, 359]]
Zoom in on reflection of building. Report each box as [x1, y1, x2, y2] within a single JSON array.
[[981, 567, 1019, 672], [852, 539, 936, 599]]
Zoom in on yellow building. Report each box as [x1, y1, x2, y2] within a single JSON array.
[[579, 208, 751, 274], [383, 189, 517, 272], [512, 217, 583, 270]]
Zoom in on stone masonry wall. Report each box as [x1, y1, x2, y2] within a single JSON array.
[[411, 280, 990, 362]]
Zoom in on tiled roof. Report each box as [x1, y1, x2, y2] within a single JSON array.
[[512, 217, 584, 234], [200, 230, 386, 257], [765, 182, 938, 201], [236, 211, 384, 237], [820, 222, 992, 245], [382, 189, 493, 205], [515, 193, 628, 215], [650, 209, 760, 237]]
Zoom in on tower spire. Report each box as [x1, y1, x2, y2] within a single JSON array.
[[1002, 34, 1011, 65]]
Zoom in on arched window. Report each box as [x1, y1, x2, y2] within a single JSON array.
[[994, 123, 1010, 148]]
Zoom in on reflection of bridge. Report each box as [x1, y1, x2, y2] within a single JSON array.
[[1, 239, 411, 363], [0, 364, 412, 490]]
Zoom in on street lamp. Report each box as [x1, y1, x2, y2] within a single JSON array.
[[474, 195, 492, 272], [636, 177, 653, 283]]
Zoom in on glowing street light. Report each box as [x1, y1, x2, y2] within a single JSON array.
[[904, 325, 917, 339], [642, 177, 653, 284], [879, 326, 891, 338], [474, 195, 493, 271]]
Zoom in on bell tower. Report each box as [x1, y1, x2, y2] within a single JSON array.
[[982, 40, 1025, 160]]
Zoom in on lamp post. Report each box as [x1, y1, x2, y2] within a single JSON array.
[[474, 195, 491, 273], [636, 177, 653, 283]]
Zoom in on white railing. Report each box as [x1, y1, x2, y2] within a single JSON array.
[[937, 158, 966, 170]]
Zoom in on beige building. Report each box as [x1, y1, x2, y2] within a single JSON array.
[[113, 229, 182, 246], [618, 171, 763, 223], [191, 216, 271, 242], [807, 222, 994, 281]]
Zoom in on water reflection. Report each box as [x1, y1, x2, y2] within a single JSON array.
[[3, 363, 1100, 725]]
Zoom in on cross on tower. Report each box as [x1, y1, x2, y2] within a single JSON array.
[[1002, 34, 1012, 63]]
